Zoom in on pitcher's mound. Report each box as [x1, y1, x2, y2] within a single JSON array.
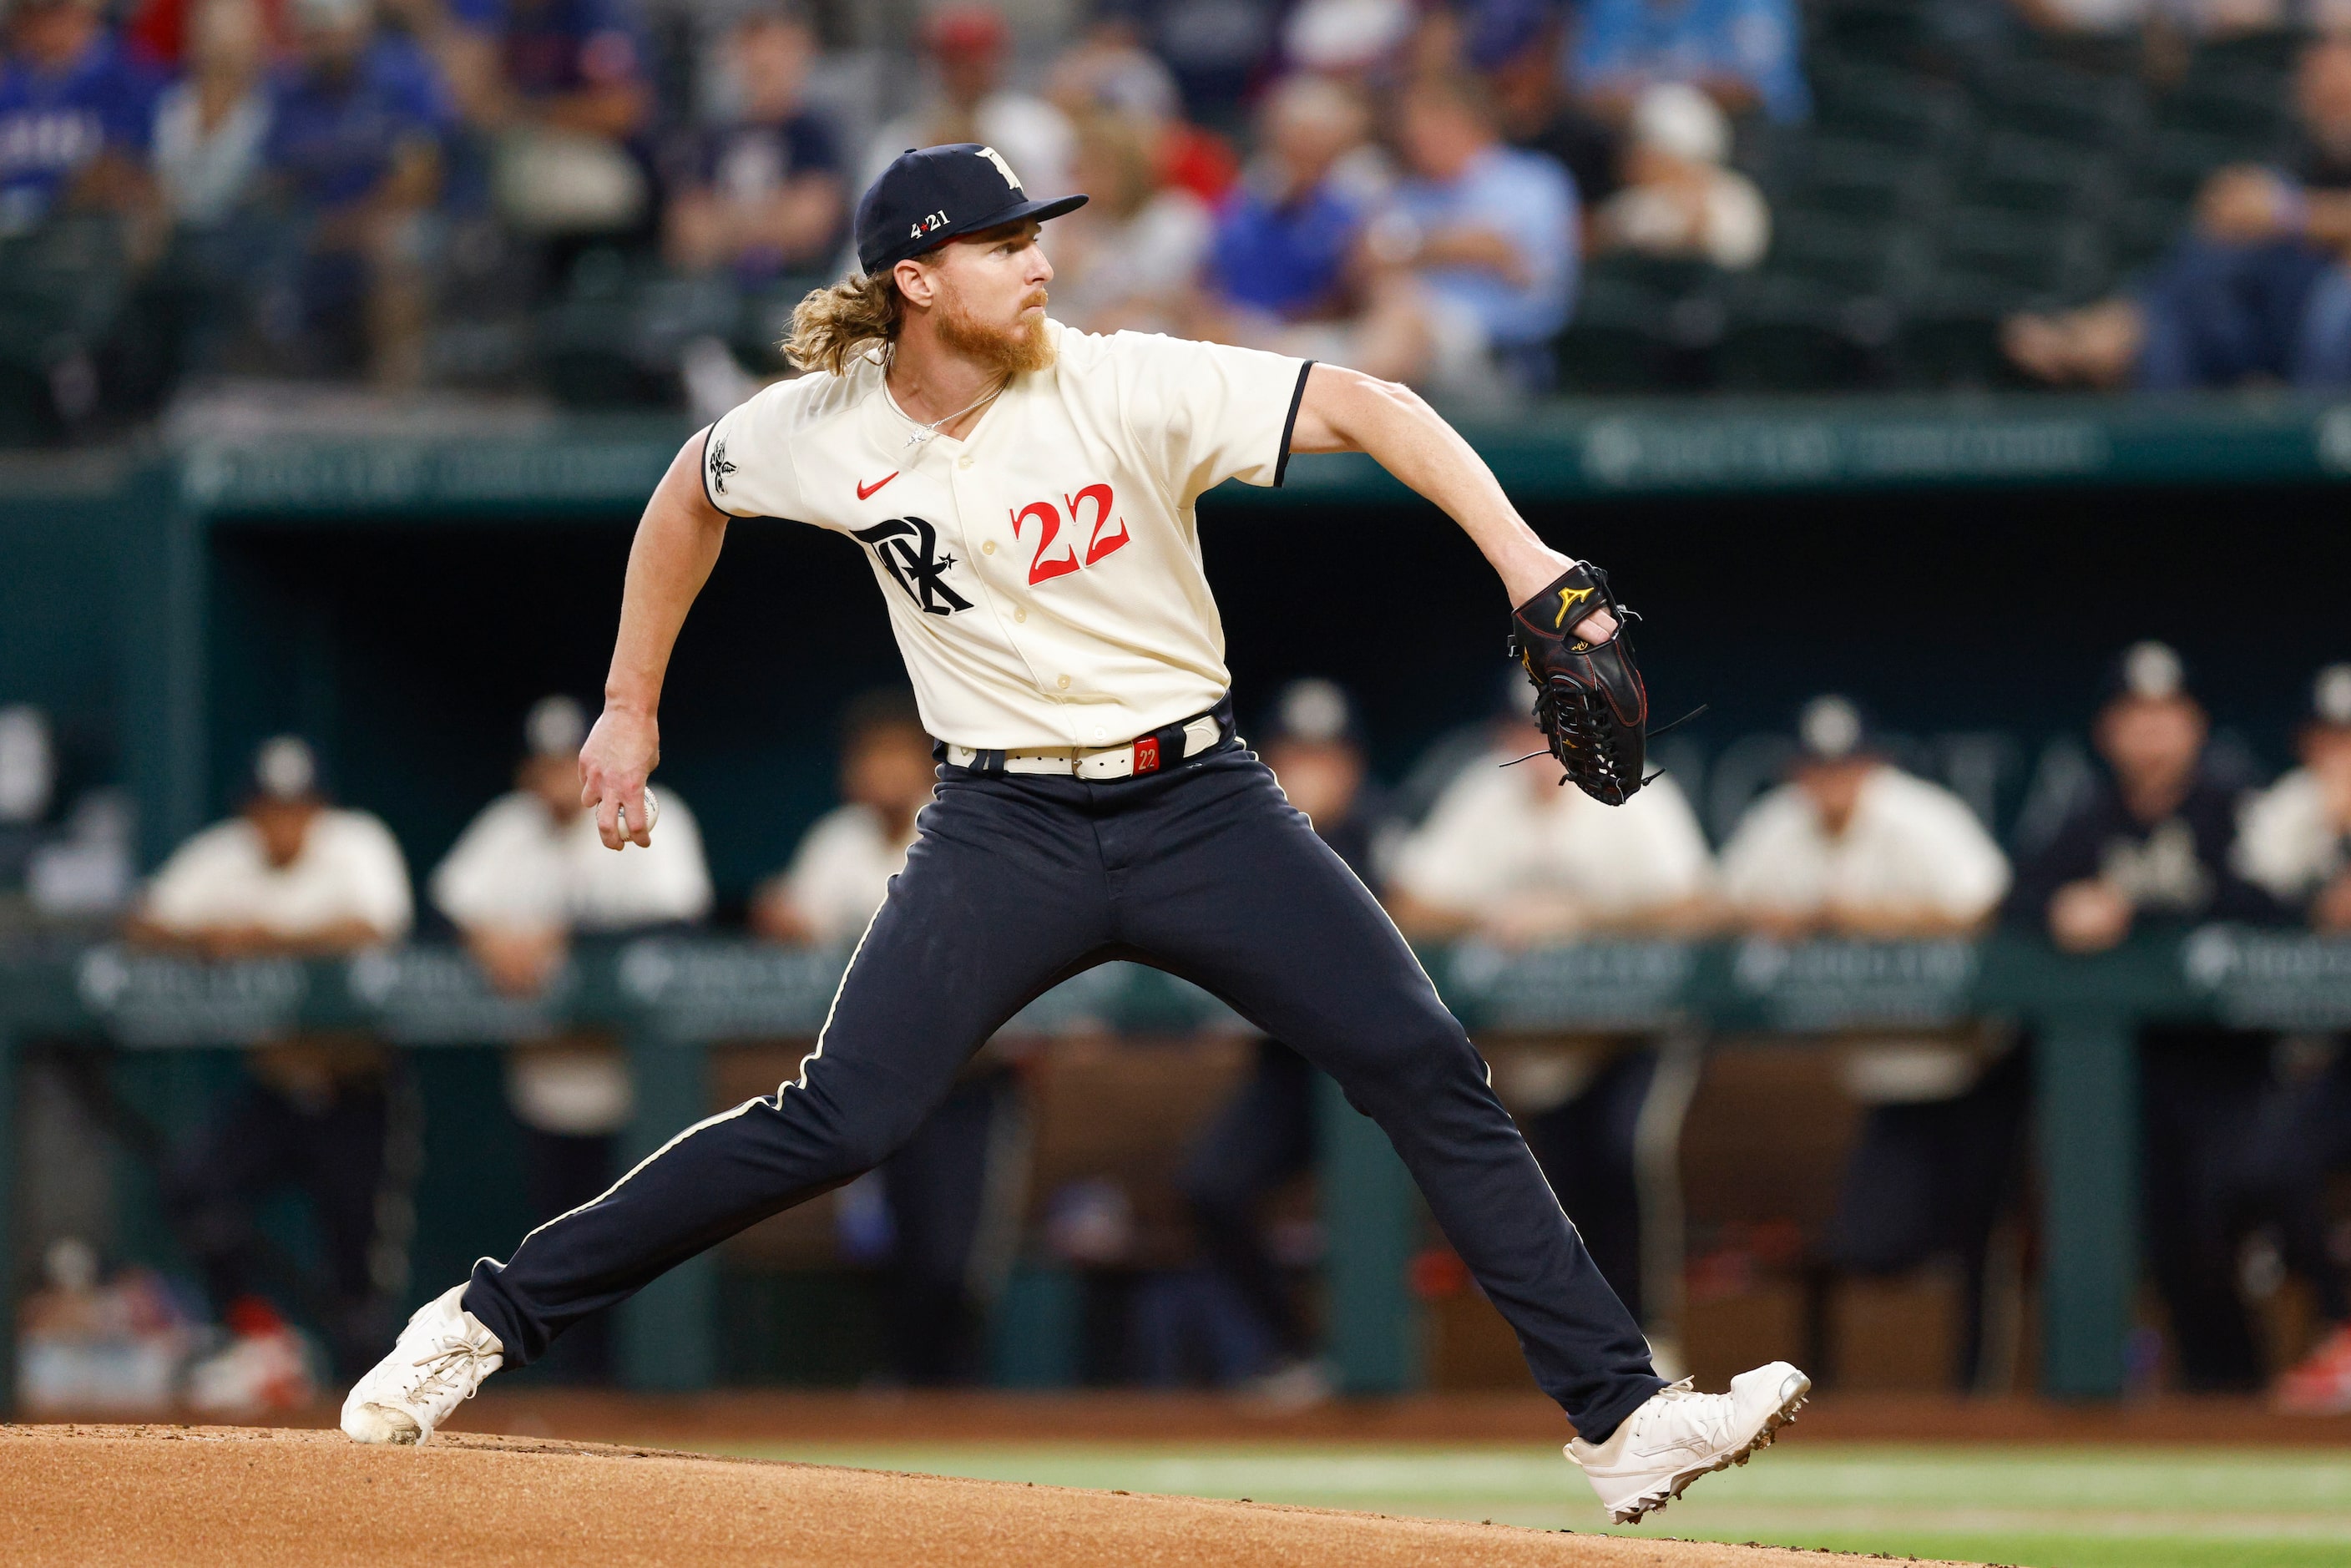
[[1, 1424, 1979, 1567]]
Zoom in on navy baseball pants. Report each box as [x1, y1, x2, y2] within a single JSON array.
[[464, 738, 1666, 1439]]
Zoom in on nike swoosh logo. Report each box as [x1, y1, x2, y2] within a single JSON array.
[[856, 473, 899, 500]]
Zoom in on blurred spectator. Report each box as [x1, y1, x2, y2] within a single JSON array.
[[1592, 81, 1767, 271], [396, 0, 651, 239], [0, 0, 160, 237], [861, 4, 1071, 200], [1144, 0, 1278, 127], [129, 736, 412, 1392], [129, 734, 408, 955], [151, 0, 271, 228], [1196, 73, 1380, 346], [1178, 679, 1389, 1402], [124, 0, 285, 71], [255, 0, 449, 385], [1046, 9, 1181, 128], [2237, 663, 2351, 929], [1721, 695, 2009, 940], [1388, 697, 1715, 947], [2010, 641, 2274, 951], [1282, 0, 1414, 83], [2236, 665, 2351, 1414], [1366, 68, 1579, 397], [2007, 37, 2351, 391], [1572, 0, 1809, 125], [1386, 686, 1713, 1323], [751, 690, 933, 946], [660, 5, 842, 286], [1038, 109, 1208, 335], [0, 703, 58, 897], [1469, 0, 1622, 213], [432, 694, 709, 1378], [753, 690, 1014, 1385], [1044, 13, 1236, 205], [433, 692, 710, 979], [1719, 696, 2020, 1387], [0, 703, 134, 918], [2011, 642, 2279, 1389], [2008, 0, 2287, 38]]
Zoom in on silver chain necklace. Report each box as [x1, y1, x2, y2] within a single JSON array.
[[890, 376, 1008, 449]]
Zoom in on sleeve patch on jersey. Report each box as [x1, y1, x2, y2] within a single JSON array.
[[1273, 360, 1315, 489], [703, 428, 736, 508], [695, 425, 733, 500]]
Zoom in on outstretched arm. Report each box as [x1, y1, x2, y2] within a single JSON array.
[[1287, 364, 1617, 641], [582, 429, 731, 849]]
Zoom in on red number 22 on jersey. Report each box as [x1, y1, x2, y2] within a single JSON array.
[[1009, 483, 1129, 587]]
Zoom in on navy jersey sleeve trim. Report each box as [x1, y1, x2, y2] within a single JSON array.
[[1273, 360, 1314, 489], [697, 424, 726, 515]]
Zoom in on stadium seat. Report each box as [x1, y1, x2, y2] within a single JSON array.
[[733, 274, 832, 375], [1808, 0, 1957, 73], [1932, 208, 2106, 306], [0, 217, 129, 445], [1762, 210, 1928, 296], [1554, 268, 1687, 393], [2182, 28, 2306, 83], [2154, 69, 2293, 157], [2109, 194, 2190, 276], [1957, 131, 2117, 220], [1778, 138, 1949, 224], [1710, 275, 1886, 392], [2136, 129, 2252, 206], [1969, 58, 2149, 153], [1809, 61, 1974, 154], [536, 254, 739, 410], [1888, 280, 2036, 391]]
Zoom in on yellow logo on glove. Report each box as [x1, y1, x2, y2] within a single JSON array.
[[1552, 584, 1594, 630]]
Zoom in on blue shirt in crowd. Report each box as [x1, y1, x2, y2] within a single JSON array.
[[1208, 177, 1365, 319], [265, 39, 450, 210], [1387, 144, 1579, 350], [1574, 0, 1810, 124], [0, 33, 159, 232]]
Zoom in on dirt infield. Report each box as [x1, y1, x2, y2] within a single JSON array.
[[0, 1424, 1984, 1567]]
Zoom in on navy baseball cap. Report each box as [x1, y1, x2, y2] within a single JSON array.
[[855, 143, 1088, 276]]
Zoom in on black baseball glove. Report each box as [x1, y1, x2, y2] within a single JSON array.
[[1507, 561, 1650, 806]]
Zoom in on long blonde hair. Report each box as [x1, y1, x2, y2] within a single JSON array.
[[784, 271, 902, 375]]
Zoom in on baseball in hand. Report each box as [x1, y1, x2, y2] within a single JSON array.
[[619, 786, 660, 842]]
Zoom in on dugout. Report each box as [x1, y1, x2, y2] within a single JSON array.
[[3, 390, 2351, 1404]]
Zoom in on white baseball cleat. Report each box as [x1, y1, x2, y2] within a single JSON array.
[[339, 1283, 505, 1445], [1565, 1361, 1811, 1524]]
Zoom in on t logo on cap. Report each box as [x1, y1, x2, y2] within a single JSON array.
[[977, 145, 1021, 190], [855, 143, 1088, 276]]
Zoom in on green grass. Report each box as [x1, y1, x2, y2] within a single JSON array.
[[697, 1440, 2351, 1568]]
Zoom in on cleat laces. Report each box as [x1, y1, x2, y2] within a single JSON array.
[[1629, 1378, 1732, 1454], [401, 1333, 498, 1409]]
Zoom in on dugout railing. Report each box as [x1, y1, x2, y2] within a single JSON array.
[[3, 925, 2346, 1414]]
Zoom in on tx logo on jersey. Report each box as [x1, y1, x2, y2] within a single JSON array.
[[852, 515, 973, 616], [705, 435, 736, 497]]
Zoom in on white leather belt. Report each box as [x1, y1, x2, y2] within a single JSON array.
[[948, 715, 1224, 779]]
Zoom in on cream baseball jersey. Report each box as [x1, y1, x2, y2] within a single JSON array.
[[700, 322, 1310, 751]]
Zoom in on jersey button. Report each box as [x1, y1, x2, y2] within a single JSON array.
[[958, 454, 973, 469], [1014, 608, 1027, 623], [982, 540, 997, 554], [1055, 675, 1071, 690]]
